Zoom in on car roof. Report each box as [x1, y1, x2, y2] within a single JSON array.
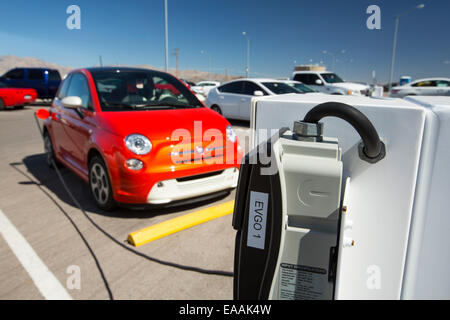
[[293, 70, 332, 74], [411, 77, 450, 83], [280, 80, 302, 83], [12, 67, 59, 71], [226, 78, 281, 83], [86, 66, 160, 73]]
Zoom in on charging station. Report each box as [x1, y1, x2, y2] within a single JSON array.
[[233, 93, 450, 300]]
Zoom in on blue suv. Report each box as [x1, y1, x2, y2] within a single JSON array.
[[0, 68, 62, 100]]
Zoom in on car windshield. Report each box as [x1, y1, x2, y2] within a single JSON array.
[[287, 82, 315, 93], [321, 73, 344, 83], [261, 82, 300, 94], [91, 69, 203, 111]]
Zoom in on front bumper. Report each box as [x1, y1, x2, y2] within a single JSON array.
[[147, 168, 239, 204]]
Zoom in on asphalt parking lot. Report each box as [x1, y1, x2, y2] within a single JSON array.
[[0, 105, 251, 300]]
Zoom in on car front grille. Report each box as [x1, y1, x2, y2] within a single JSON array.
[[176, 170, 224, 182]]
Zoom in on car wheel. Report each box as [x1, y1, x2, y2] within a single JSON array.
[[211, 105, 222, 115], [44, 131, 58, 168], [89, 156, 116, 211], [0, 99, 5, 111]]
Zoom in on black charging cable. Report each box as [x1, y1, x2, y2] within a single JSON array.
[[303, 101, 386, 163], [9, 162, 115, 300]]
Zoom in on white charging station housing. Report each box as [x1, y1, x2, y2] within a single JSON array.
[[250, 93, 450, 299]]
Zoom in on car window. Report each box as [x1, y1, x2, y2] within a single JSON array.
[[287, 82, 315, 93], [412, 81, 437, 87], [66, 73, 92, 109], [321, 73, 344, 83], [49, 70, 61, 81], [57, 75, 72, 99], [436, 80, 450, 87], [293, 74, 308, 83], [0, 81, 7, 88], [4, 69, 24, 80], [91, 69, 202, 111], [261, 82, 300, 94], [242, 81, 266, 95], [28, 69, 45, 80], [218, 81, 244, 94], [293, 73, 320, 85]]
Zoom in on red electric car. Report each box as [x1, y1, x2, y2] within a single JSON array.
[[0, 81, 37, 110], [40, 67, 243, 210]]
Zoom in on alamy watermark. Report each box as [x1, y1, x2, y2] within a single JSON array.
[[366, 265, 381, 290], [366, 5, 381, 30], [66, 265, 81, 290], [66, 5, 81, 30]]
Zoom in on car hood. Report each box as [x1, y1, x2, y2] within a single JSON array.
[[98, 107, 231, 141], [329, 82, 369, 91]]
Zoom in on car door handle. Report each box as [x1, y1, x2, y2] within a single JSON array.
[[219, 96, 224, 99], [240, 98, 246, 102]]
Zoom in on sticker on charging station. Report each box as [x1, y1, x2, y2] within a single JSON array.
[[247, 191, 269, 250], [279, 263, 327, 300]]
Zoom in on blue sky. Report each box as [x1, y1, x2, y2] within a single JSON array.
[[0, 0, 449, 83]]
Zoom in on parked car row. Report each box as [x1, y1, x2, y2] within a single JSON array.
[[0, 67, 61, 100]]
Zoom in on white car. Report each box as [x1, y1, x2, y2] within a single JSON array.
[[390, 78, 450, 98], [205, 78, 301, 120], [191, 81, 220, 96], [292, 71, 370, 96]]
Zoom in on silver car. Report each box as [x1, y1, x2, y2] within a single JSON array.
[[390, 78, 450, 98]]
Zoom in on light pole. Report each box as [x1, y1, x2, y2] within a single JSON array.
[[201, 50, 212, 80], [388, 4, 425, 92], [323, 50, 335, 71], [242, 32, 250, 78], [164, 0, 169, 72]]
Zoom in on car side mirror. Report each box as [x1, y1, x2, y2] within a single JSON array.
[[61, 96, 83, 109], [254, 90, 264, 96], [61, 96, 86, 118], [315, 79, 323, 85]]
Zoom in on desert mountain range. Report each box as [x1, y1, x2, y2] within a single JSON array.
[[0, 55, 239, 83]]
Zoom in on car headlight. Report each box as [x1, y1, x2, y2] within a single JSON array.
[[226, 126, 237, 143], [125, 134, 152, 155]]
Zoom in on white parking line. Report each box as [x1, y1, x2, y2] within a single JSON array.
[[0, 209, 72, 300]]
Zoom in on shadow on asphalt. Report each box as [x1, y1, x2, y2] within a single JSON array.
[[11, 153, 230, 220]]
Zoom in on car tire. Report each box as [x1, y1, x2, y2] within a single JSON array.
[[44, 131, 59, 169], [0, 99, 5, 111], [211, 105, 222, 115], [89, 156, 116, 211]]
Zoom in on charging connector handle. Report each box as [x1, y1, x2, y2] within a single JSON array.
[[303, 102, 385, 161]]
